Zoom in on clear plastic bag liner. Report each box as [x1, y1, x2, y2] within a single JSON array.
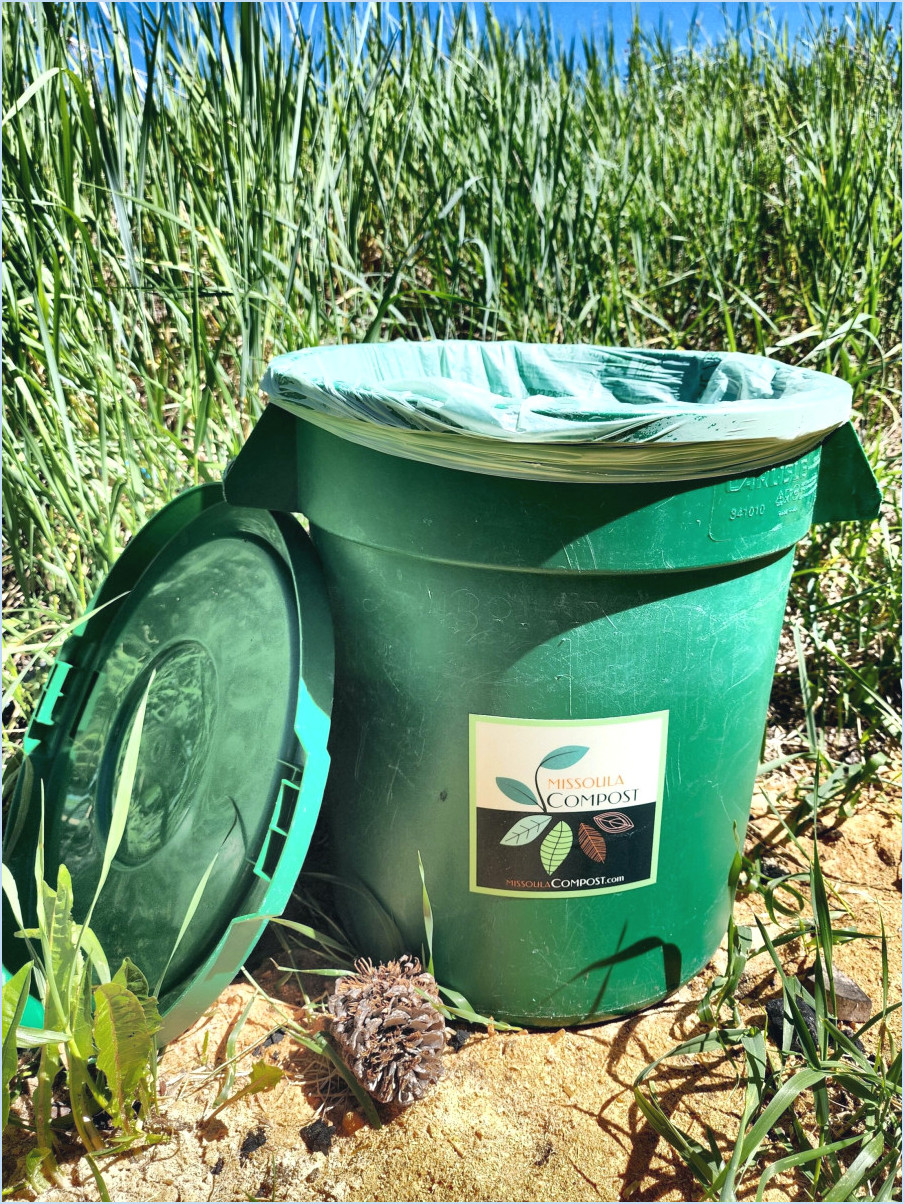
[[260, 342, 851, 483]]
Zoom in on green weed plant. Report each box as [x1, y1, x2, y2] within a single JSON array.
[[1, 680, 163, 1195], [634, 848, 901, 1200], [634, 721, 901, 1202]]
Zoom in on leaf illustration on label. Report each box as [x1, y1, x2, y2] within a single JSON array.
[[538, 745, 590, 770], [500, 815, 553, 847], [578, 823, 607, 863], [594, 811, 635, 835], [540, 822, 573, 875], [495, 777, 540, 808]]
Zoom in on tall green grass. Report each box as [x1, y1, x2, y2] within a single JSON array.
[[2, 2, 901, 756]]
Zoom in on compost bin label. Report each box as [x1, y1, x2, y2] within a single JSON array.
[[469, 711, 668, 898]]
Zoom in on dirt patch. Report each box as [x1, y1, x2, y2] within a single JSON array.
[[5, 790, 900, 1203]]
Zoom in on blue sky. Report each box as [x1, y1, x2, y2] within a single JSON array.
[[482, 2, 899, 45], [89, 2, 903, 75], [292, 2, 901, 50]]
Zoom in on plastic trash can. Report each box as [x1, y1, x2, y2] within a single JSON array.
[[224, 343, 881, 1025], [3, 343, 881, 1036]]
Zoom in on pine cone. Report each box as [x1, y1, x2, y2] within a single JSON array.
[[327, 955, 446, 1106]]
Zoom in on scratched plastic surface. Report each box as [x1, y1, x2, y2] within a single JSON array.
[[220, 408, 879, 1025]]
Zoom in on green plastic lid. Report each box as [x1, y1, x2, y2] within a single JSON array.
[[2, 485, 333, 1043]]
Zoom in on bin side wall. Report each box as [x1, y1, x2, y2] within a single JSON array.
[[292, 419, 820, 573], [314, 531, 794, 1023]]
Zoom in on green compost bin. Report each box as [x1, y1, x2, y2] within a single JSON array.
[[2, 343, 882, 1037], [222, 342, 882, 1026]]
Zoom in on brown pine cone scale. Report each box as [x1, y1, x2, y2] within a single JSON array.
[[327, 955, 446, 1107]]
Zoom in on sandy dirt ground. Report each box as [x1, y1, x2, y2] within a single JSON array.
[[4, 782, 900, 1204]]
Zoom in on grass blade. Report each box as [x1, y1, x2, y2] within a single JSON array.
[[152, 847, 219, 998], [417, 851, 434, 976]]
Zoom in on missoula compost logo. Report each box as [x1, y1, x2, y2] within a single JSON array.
[[497, 744, 638, 875], [469, 712, 668, 898]]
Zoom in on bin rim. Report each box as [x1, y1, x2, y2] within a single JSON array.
[[260, 341, 851, 483]]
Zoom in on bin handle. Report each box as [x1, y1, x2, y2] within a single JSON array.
[[812, 421, 882, 524], [223, 403, 303, 512]]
